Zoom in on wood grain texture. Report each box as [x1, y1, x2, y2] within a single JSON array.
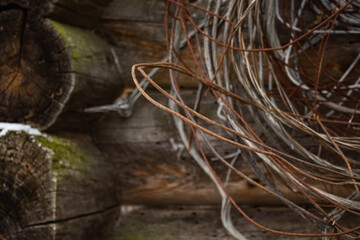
[[90, 90, 346, 206], [46, 20, 124, 132], [49, 0, 113, 29], [114, 206, 359, 240], [98, 0, 207, 88], [0, 7, 123, 131], [0, 131, 120, 240], [0, 10, 72, 129]]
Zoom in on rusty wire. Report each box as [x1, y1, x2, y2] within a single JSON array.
[[132, 0, 360, 239]]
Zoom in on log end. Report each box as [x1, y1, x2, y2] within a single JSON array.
[[0, 130, 120, 239], [0, 9, 74, 130], [0, 131, 54, 239]]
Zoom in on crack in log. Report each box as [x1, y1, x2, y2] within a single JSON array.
[[17, 7, 27, 69], [0, 137, 53, 232], [21, 202, 121, 229], [100, 18, 163, 24], [0, 5, 28, 119], [0, 5, 29, 69]]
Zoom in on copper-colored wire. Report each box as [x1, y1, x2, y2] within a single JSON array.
[[131, 63, 360, 238], [132, 0, 360, 238]]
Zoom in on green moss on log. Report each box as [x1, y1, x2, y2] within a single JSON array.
[[34, 134, 92, 179], [49, 20, 110, 73]]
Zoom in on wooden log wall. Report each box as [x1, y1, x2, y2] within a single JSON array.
[[0, 0, 123, 239], [98, 0, 208, 88], [91, 90, 349, 206], [1, 0, 359, 239], [114, 206, 358, 240]]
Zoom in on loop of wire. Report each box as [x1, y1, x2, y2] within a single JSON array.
[[132, 0, 360, 239]]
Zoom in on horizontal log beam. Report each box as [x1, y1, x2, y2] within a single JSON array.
[[91, 90, 351, 206]]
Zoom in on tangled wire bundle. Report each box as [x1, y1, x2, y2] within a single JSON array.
[[132, 0, 360, 239]]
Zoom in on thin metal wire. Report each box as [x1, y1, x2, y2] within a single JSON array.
[[131, 0, 360, 239]]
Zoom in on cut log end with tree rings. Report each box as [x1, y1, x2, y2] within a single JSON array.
[[0, 131, 55, 239], [0, 131, 120, 240], [0, 9, 73, 130], [0, 7, 123, 132]]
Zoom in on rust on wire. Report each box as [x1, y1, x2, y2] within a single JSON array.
[[132, 0, 360, 238]]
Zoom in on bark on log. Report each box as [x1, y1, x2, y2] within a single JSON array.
[[0, 9, 122, 131], [0, 131, 120, 240]]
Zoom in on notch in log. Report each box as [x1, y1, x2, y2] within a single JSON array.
[[0, 130, 120, 240], [0, 8, 123, 131]]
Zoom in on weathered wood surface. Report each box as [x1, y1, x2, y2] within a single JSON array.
[[0, 1, 358, 239], [114, 206, 359, 240], [0, 0, 112, 28], [46, 20, 123, 132], [98, 0, 208, 88], [91, 89, 349, 206], [48, 0, 113, 29], [0, 10, 72, 130], [0, 131, 120, 240], [91, 89, 235, 205], [98, 0, 360, 90], [0, 7, 123, 131]]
